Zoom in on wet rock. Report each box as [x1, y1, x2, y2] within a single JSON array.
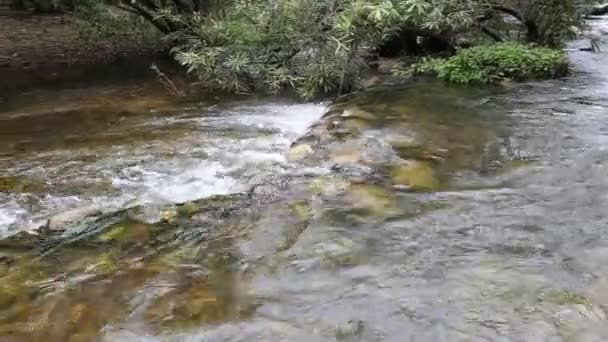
[[287, 144, 314, 162], [0, 175, 48, 193], [47, 205, 102, 231], [361, 76, 382, 89], [347, 184, 396, 215], [83, 252, 120, 274], [338, 118, 372, 134], [177, 201, 201, 217], [390, 161, 440, 191], [586, 277, 608, 305], [126, 204, 165, 224], [0, 284, 19, 307], [313, 238, 369, 268], [330, 146, 363, 164], [542, 289, 589, 306], [516, 321, 561, 342], [143, 275, 250, 330], [289, 201, 313, 220], [309, 177, 350, 197], [0, 230, 42, 249], [97, 221, 151, 244], [340, 108, 377, 121], [391, 143, 427, 160]]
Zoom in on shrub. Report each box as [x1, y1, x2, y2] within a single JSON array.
[[172, 0, 402, 99], [394, 43, 567, 84]]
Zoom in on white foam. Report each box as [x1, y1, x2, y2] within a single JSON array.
[[229, 103, 326, 137], [0, 207, 22, 229], [0, 101, 327, 233], [112, 161, 238, 205]]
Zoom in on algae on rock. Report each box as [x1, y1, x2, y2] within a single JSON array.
[[390, 161, 440, 191]]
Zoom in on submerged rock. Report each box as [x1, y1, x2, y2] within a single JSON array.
[[0, 230, 42, 249], [46, 205, 102, 232], [347, 184, 396, 215], [390, 161, 440, 191], [97, 221, 151, 244], [0, 175, 48, 193]]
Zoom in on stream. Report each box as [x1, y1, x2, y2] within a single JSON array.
[[1, 16, 608, 342]]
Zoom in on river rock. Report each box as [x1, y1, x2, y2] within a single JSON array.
[[0, 230, 42, 249], [286, 144, 314, 162], [390, 161, 440, 191], [47, 205, 102, 231]]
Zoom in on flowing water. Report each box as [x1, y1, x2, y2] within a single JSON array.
[[1, 18, 608, 342]]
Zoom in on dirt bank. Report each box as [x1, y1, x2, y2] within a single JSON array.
[[0, 10, 167, 88]]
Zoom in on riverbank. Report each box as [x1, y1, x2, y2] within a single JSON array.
[[0, 10, 165, 86]]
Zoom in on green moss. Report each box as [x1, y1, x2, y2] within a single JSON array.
[[90, 252, 120, 274], [289, 200, 312, 220], [177, 202, 200, 217], [390, 162, 440, 191], [0, 176, 47, 193], [0, 284, 19, 307], [543, 289, 589, 305], [97, 221, 150, 244], [348, 184, 396, 215], [309, 177, 350, 197]]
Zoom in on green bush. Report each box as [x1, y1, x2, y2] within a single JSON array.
[[172, 0, 403, 99], [394, 43, 568, 84]]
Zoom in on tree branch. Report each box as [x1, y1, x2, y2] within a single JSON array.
[[488, 4, 523, 22], [479, 25, 503, 42], [115, 4, 140, 16], [115, 2, 172, 34]]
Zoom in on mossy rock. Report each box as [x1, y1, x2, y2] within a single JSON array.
[[348, 184, 396, 215], [542, 289, 589, 305], [0, 284, 20, 308], [340, 107, 377, 121], [97, 221, 151, 244], [330, 146, 362, 164], [144, 278, 243, 329], [0, 231, 42, 249], [157, 245, 205, 266], [289, 200, 312, 220], [309, 177, 350, 197], [177, 202, 201, 217], [87, 252, 120, 274], [340, 118, 372, 132], [0, 176, 47, 193], [390, 161, 440, 191], [391, 144, 426, 160]]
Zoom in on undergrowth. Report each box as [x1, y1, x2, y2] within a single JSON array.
[[393, 43, 568, 84]]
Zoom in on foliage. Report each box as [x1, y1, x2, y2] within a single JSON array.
[[394, 43, 567, 84], [71, 0, 160, 42], [172, 0, 404, 98], [87, 0, 596, 97]]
